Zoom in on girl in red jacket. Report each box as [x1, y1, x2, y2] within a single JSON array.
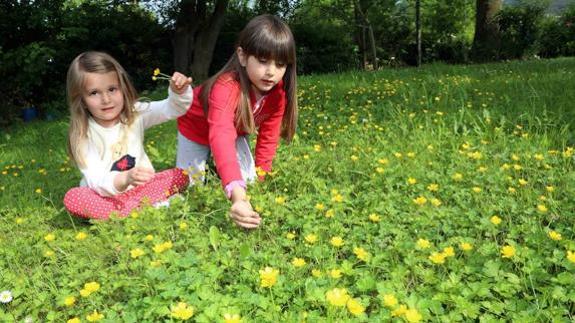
[[176, 14, 297, 229]]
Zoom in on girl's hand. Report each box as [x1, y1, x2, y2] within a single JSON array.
[[229, 200, 261, 229], [127, 166, 155, 186], [170, 72, 193, 94]]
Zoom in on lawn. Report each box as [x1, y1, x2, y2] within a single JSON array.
[[1, 57, 574, 322]]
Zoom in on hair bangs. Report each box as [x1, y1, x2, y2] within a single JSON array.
[[243, 24, 295, 65]]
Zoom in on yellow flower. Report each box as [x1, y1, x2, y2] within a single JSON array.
[[330, 269, 342, 279], [286, 232, 296, 240], [67, 318, 80, 323], [330, 236, 344, 247], [490, 215, 502, 225], [313, 144, 321, 152], [275, 196, 286, 205], [35, 188, 42, 194], [144, 234, 154, 241], [44, 250, 55, 257], [325, 209, 335, 218], [382, 294, 398, 307], [304, 234, 318, 244], [407, 177, 417, 185], [171, 302, 194, 320], [315, 203, 325, 211], [223, 313, 241, 323], [413, 196, 427, 206], [353, 247, 369, 261], [376, 167, 384, 173], [567, 251, 575, 263], [443, 246, 455, 257], [537, 204, 548, 213], [452, 173, 463, 181], [459, 242, 473, 251], [429, 252, 446, 264], [518, 179, 528, 186], [86, 310, 104, 322], [75, 232, 87, 241], [546, 186, 555, 192], [325, 288, 349, 307], [179, 222, 188, 230], [153, 68, 161, 76], [416, 239, 431, 249], [15, 217, 24, 224], [508, 187, 516, 193], [259, 267, 279, 288], [407, 151, 416, 158], [331, 194, 343, 203], [368, 213, 381, 222], [378, 158, 389, 165], [501, 245, 516, 258], [312, 269, 322, 277], [430, 198, 442, 207], [548, 231, 562, 241], [292, 257, 306, 267], [153, 241, 173, 253], [64, 296, 76, 307], [350, 155, 359, 161], [44, 233, 55, 242], [346, 298, 365, 316], [394, 152, 403, 158], [472, 187, 482, 193], [427, 183, 439, 191], [130, 248, 145, 259], [150, 260, 162, 268], [392, 304, 408, 317], [405, 308, 422, 322]]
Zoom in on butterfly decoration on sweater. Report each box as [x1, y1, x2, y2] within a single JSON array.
[[111, 154, 136, 171]]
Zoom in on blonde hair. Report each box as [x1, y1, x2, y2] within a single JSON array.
[[66, 51, 138, 168], [200, 14, 298, 141]]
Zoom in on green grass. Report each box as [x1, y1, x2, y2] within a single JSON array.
[[1, 57, 575, 322]]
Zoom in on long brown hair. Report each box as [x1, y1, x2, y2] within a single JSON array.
[[200, 14, 298, 141], [66, 51, 138, 168]]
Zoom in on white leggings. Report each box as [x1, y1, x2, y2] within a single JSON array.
[[176, 131, 256, 184]]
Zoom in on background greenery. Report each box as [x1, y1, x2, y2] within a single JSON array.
[[1, 57, 574, 321]]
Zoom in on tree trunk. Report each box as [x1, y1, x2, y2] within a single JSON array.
[[471, 0, 502, 61], [415, 0, 421, 67], [172, 0, 229, 79], [354, 0, 377, 70]]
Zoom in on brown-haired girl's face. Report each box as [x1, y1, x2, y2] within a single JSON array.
[[238, 48, 287, 97], [82, 71, 124, 128]]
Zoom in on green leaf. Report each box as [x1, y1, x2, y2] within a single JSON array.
[[209, 225, 220, 251]]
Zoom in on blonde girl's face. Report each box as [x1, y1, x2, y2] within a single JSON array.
[[82, 71, 124, 128], [238, 48, 287, 98]]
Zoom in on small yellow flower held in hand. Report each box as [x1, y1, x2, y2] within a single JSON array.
[[259, 267, 279, 288], [382, 294, 398, 307], [325, 288, 349, 307], [171, 302, 194, 320], [548, 231, 562, 241], [346, 298, 365, 316], [501, 245, 516, 258], [152, 68, 171, 81]]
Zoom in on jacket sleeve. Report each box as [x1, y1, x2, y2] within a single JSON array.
[[206, 81, 243, 187], [254, 96, 285, 173], [141, 86, 193, 129]]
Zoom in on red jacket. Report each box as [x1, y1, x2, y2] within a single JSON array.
[[177, 72, 286, 187]]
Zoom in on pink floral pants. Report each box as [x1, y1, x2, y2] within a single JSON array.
[[64, 168, 189, 220]]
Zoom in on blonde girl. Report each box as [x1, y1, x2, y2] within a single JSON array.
[[64, 51, 193, 219], [176, 14, 297, 229]]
